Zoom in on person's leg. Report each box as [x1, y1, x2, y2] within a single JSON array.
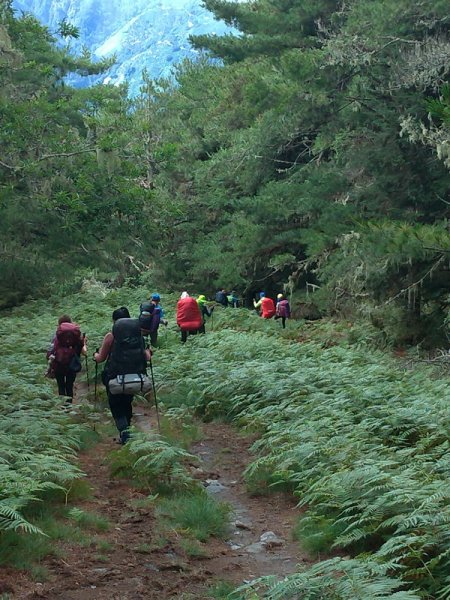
[[282, 317, 286, 329], [181, 330, 187, 343], [55, 373, 66, 396], [150, 330, 158, 347], [124, 396, 133, 427], [108, 392, 130, 443], [199, 322, 205, 334], [65, 372, 76, 399]]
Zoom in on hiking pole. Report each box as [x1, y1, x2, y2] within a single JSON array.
[[148, 360, 161, 432], [83, 334, 90, 392], [94, 348, 99, 402], [85, 355, 90, 391]]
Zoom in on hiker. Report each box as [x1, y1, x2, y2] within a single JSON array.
[[139, 293, 166, 347], [94, 307, 151, 444], [47, 315, 87, 402], [215, 288, 228, 308], [253, 292, 276, 319], [275, 294, 291, 328], [197, 294, 214, 333], [227, 290, 239, 308], [177, 292, 203, 342]]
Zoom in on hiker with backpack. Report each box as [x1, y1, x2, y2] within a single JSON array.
[[177, 292, 203, 343], [94, 307, 152, 444], [275, 293, 291, 328], [227, 290, 239, 308], [215, 288, 228, 308], [47, 315, 87, 402], [138, 293, 167, 347], [253, 292, 276, 319], [197, 294, 214, 333]]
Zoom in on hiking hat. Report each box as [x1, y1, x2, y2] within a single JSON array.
[[181, 291, 189, 299], [151, 293, 161, 301], [277, 293, 284, 299], [198, 294, 206, 302], [259, 292, 265, 298]]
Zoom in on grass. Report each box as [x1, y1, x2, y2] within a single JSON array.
[[159, 411, 202, 449], [293, 515, 345, 556], [134, 543, 153, 554], [179, 537, 208, 558], [66, 508, 111, 532], [108, 430, 198, 495], [208, 580, 237, 599], [0, 530, 57, 570], [157, 493, 231, 542]]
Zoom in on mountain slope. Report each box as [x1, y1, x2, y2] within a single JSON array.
[[12, 0, 229, 94]]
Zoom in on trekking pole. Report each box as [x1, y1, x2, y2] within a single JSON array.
[[94, 348, 99, 402], [148, 360, 161, 432], [85, 355, 90, 392], [83, 333, 90, 392]]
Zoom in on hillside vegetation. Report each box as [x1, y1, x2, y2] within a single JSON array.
[[1, 0, 449, 346], [1, 282, 449, 598]]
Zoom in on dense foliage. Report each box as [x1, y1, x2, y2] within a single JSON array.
[[157, 307, 450, 599], [0, 278, 449, 597], [0, 1, 152, 306], [1, 0, 449, 342]]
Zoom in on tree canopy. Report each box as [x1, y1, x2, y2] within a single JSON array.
[[1, 0, 449, 344]]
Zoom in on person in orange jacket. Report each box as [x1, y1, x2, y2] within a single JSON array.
[[253, 292, 276, 319]]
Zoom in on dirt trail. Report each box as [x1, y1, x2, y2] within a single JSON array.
[[4, 389, 309, 599]]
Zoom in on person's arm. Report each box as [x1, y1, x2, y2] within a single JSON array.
[[94, 332, 114, 363], [254, 299, 262, 308], [80, 333, 87, 356]]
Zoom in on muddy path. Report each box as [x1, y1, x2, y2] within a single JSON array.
[[135, 410, 311, 586], [4, 389, 310, 599]]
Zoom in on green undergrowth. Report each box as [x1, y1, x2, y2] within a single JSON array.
[[0, 281, 164, 569], [108, 429, 198, 495], [156, 314, 450, 598], [0, 498, 110, 574], [157, 493, 231, 543], [2, 282, 449, 597]]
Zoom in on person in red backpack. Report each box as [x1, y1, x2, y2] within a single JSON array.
[[176, 292, 203, 343], [48, 315, 87, 402], [275, 293, 291, 328], [253, 292, 276, 319]]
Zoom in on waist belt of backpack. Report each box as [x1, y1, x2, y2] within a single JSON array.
[[121, 373, 145, 393]]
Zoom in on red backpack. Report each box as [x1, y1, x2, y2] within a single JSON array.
[[261, 297, 276, 318], [54, 322, 81, 365]]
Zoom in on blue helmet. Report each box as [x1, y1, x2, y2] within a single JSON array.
[[151, 293, 161, 301], [259, 292, 265, 298]]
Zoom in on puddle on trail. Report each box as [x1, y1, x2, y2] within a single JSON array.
[[195, 439, 304, 579], [134, 407, 309, 582]]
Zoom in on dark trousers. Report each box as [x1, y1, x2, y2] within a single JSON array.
[[150, 330, 158, 346], [108, 391, 133, 443], [181, 329, 199, 343], [275, 315, 287, 329], [56, 371, 76, 400]]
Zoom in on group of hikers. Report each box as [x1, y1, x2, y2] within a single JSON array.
[[46, 289, 291, 444]]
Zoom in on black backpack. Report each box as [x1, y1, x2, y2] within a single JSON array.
[[106, 318, 147, 379], [138, 301, 155, 332]]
